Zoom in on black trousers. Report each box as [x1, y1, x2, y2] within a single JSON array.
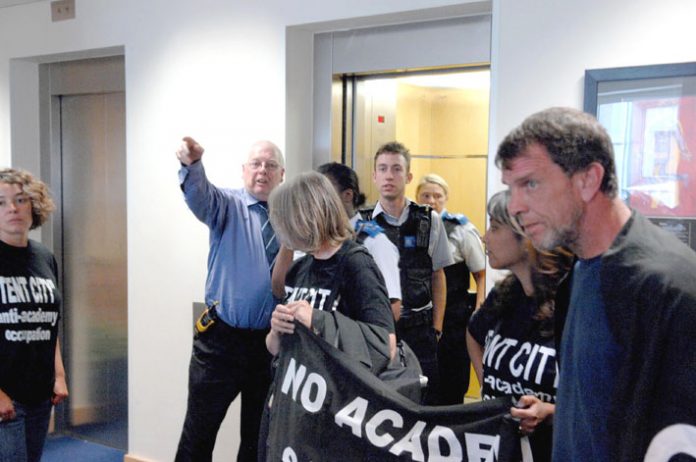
[[175, 320, 271, 462], [437, 292, 474, 405], [396, 311, 440, 405]]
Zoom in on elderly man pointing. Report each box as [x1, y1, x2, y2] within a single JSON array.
[[175, 137, 284, 462]]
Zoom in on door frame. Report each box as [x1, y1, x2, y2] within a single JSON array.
[[284, 2, 492, 177]]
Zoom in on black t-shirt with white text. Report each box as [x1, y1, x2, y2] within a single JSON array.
[[284, 240, 394, 334], [0, 239, 61, 405], [468, 279, 557, 462], [468, 281, 557, 403]]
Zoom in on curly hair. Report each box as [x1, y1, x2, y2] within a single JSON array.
[[528, 243, 574, 336], [487, 245, 573, 338], [0, 168, 55, 229], [485, 190, 574, 337]]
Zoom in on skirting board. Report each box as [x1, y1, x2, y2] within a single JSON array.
[[124, 454, 155, 462]]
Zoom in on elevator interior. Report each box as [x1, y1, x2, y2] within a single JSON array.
[[331, 67, 490, 398], [334, 68, 490, 235]]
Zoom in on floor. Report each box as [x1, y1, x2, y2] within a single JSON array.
[[41, 417, 128, 462], [41, 435, 125, 462], [69, 419, 128, 451]]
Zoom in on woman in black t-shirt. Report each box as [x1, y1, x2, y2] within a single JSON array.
[[265, 172, 395, 358], [0, 168, 68, 462], [466, 190, 572, 462]]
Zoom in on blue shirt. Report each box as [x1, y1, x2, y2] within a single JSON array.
[[553, 256, 624, 462], [179, 161, 277, 329]]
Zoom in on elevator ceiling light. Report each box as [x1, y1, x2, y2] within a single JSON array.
[[398, 70, 490, 90]]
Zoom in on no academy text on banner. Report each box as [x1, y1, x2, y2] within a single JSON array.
[[263, 324, 524, 462]]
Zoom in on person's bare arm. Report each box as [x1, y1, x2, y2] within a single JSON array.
[[271, 246, 293, 299], [472, 269, 486, 309], [431, 268, 447, 333], [466, 330, 484, 385], [52, 339, 69, 405], [390, 299, 402, 323]]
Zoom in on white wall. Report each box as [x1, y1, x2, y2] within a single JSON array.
[[481, 0, 696, 288], [1, 0, 695, 460], [487, 0, 696, 196], [0, 1, 469, 461]]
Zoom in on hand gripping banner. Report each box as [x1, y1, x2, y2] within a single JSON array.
[[263, 324, 522, 461]]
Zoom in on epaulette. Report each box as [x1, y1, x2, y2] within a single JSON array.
[[354, 219, 384, 238], [441, 211, 469, 225]]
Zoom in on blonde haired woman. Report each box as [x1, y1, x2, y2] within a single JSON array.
[[265, 172, 395, 357], [416, 173, 486, 405], [0, 168, 68, 462]]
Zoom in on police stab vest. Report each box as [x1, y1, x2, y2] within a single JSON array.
[[442, 214, 471, 296], [360, 203, 432, 311]]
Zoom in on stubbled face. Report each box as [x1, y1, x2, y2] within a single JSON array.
[[242, 142, 285, 201], [373, 152, 412, 201], [416, 183, 447, 214], [502, 143, 583, 251], [482, 218, 527, 270], [0, 183, 33, 244]]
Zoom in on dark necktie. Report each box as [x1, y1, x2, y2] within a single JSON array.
[[252, 201, 279, 268]]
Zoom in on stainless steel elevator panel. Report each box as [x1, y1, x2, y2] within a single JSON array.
[[60, 91, 128, 449]]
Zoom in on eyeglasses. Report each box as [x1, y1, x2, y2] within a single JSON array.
[[247, 160, 281, 172]]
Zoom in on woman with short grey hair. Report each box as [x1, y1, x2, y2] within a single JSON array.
[[265, 172, 395, 357]]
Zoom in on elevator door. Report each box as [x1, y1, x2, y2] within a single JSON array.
[[59, 91, 128, 449]]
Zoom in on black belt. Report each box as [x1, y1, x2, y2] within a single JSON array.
[[196, 303, 269, 336]]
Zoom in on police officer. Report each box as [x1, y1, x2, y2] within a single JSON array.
[[360, 142, 453, 405], [417, 173, 486, 405]]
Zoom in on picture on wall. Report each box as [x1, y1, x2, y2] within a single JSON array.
[[584, 62, 696, 250]]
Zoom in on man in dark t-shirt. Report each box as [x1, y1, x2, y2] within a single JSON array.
[[497, 107, 696, 461]]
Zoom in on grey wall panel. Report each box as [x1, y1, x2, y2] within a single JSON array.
[[331, 15, 491, 75], [312, 32, 334, 164], [49, 56, 125, 96]]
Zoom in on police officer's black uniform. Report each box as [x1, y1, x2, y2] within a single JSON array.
[[361, 203, 441, 404], [438, 214, 476, 405]]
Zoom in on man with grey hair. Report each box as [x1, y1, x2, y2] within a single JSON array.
[[175, 137, 285, 462], [498, 107, 696, 461]]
